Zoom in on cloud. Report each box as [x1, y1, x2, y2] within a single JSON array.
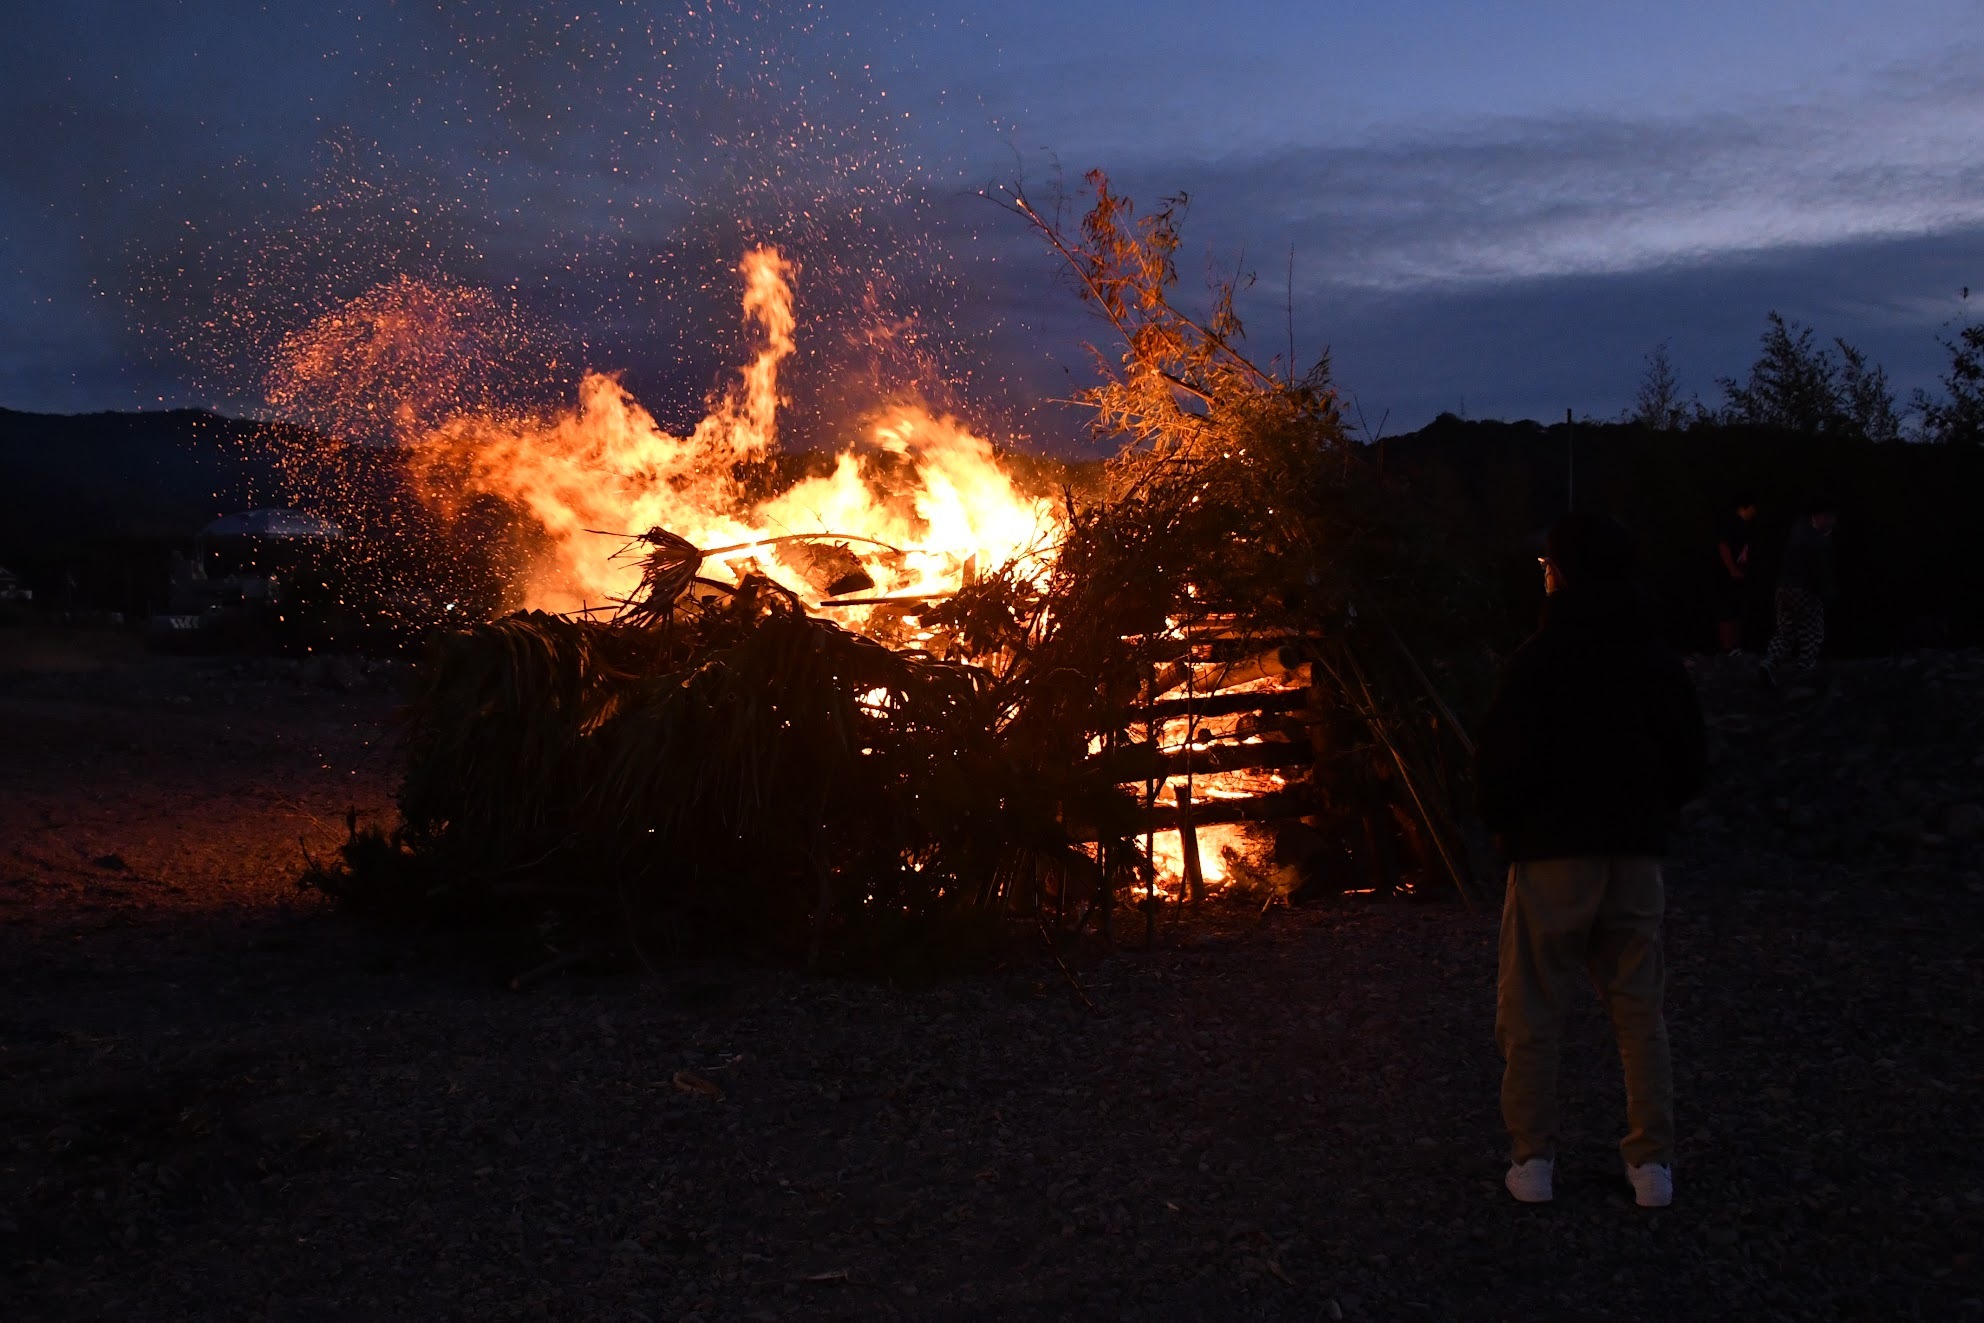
[[2, 2, 1979, 441], [1302, 226, 1984, 431], [936, 54, 1984, 434], [1075, 83, 1984, 295]]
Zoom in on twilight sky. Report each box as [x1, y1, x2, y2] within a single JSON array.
[[4, 1, 1981, 444]]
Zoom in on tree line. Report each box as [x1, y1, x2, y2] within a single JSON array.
[[1629, 292, 1983, 444]]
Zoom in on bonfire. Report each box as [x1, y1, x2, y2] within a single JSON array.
[[306, 175, 1496, 972]]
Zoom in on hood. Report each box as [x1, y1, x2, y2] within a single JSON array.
[[1540, 581, 1652, 640]]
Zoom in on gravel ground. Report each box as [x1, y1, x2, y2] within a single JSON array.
[[2, 628, 1980, 1321]]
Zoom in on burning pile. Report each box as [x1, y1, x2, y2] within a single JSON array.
[[307, 176, 1497, 968], [301, 246, 1098, 967]]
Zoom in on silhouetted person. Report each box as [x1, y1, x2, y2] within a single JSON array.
[[1475, 512, 1706, 1208], [1760, 496, 1837, 686], [1714, 492, 1759, 652]]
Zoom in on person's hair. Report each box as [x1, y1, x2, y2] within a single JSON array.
[[1545, 511, 1636, 589], [1732, 490, 1759, 509], [1807, 493, 1837, 516]]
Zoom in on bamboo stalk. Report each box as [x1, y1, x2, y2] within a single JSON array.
[[1339, 648, 1477, 912], [1382, 619, 1476, 759]]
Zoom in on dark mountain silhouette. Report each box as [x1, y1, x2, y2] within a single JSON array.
[[0, 407, 296, 545], [1376, 413, 1984, 653], [0, 407, 425, 618], [3, 405, 1977, 653]]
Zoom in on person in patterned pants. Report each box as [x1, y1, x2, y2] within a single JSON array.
[[1761, 497, 1837, 686], [1763, 588, 1824, 675]]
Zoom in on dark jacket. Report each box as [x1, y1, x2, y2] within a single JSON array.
[[1473, 585, 1706, 862], [1776, 520, 1837, 602]]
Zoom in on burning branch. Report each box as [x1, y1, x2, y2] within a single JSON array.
[[995, 171, 1344, 474]]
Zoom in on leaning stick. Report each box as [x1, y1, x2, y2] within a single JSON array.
[[1336, 648, 1478, 913], [1381, 618, 1475, 759]]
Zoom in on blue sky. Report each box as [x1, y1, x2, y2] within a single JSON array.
[[4, 1, 1981, 441]]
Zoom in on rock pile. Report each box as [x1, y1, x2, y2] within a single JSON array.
[[1683, 649, 1984, 883]]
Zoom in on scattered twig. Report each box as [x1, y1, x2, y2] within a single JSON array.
[[1034, 914, 1096, 1011], [509, 951, 585, 991], [671, 1070, 725, 1100]]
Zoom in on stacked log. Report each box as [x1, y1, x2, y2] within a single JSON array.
[[1075, 624, 1326, 876]]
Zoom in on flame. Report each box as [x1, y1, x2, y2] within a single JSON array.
[[1147, 827, 1231, 888], [396, 246, 1057, 619]]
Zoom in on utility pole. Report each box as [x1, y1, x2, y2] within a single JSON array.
[[1565, 407, 1575, 512]]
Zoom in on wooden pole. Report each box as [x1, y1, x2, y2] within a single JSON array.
[[807, 859, 834, 970], [1566, 407, 1575, 512], [1143, 664, 1159, 946], [1100, 727, 1117, 943], [1177, 781, 1206, 904]]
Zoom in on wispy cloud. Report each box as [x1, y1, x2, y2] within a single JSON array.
[[1109, 68, 1984, 296], [3, 2, 1979, 430]]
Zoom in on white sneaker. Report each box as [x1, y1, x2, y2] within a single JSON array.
[[1505, 1157, 1554, 1203], [1626, 1162, 1673, 1207]]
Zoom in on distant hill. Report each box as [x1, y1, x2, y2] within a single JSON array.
[[0, 407, 422, 614], [0, 407, 296, 547], [4, 405, 1978, 652]]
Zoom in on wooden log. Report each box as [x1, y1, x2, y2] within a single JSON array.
[[1134, 688, 1310, 721], [1195, 645, 1306, 693], [1176, 624, 1327, 641], [815, 592, 952, 607], [1142, 659, 1190, 700], [1234, 710, 1329, 739], [1148, 645, 1308, 699], [1090, 735, 1313, 783], [1066, 789, 1315, 841], [1127, 614, 1323, 642]]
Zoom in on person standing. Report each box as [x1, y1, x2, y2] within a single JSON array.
[[1475, 512, 1706, 1208], [1714, 493, 1759, 652], [1759, 497, 1837, 686]]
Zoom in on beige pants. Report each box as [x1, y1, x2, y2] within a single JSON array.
[[1496, 855, 1674, 1168]]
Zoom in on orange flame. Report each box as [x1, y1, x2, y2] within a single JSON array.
[[401, 246, 1057, 618]]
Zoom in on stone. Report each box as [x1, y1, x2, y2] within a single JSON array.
[[1876, 818, 1924, 848], [1944, 804, 1984, 841]]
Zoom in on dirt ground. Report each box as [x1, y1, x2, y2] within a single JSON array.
[[2, 626, 1980, 1321]]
